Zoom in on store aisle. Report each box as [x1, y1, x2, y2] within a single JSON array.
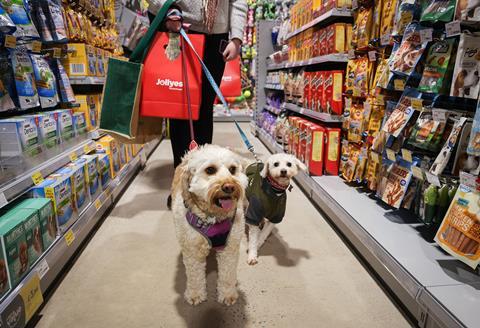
[[35, 123, 411, 328]]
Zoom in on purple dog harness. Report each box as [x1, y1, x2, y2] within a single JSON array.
[[186, 211, 234, 251]]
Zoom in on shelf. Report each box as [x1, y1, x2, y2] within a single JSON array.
[[69, 76, 105, 85], [285, 8, 353, 40], [283, 102, 343, 123], [0, 130, 104, 209], [213, 115, 252, 122], [264, 105, 282, 115], [267, 53, 348, 70], [255, 126, 479, 328], [0, 138, 161, 328], [264, 84, 284, 91]]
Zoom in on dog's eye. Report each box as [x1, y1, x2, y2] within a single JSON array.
[[287, 162, 292, 167], [229, 166, 237, 174], [274, 162, 280, 167], [205, 166, 217, 175]]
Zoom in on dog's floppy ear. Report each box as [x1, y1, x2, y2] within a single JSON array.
[[260, 161, 269, 178], [295, 158, 307, 172]]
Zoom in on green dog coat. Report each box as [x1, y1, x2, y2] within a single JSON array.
[[245, 163, 287, 226]]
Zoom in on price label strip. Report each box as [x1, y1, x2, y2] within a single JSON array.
[[31, 172, 44, 185], [69, 152, 78, 162], [94, 199, 102, 210], [19, 273, 43, 322], [4, 35, 16, 49], [64, 229, 75, 246], [425, 171, 441, 187], [411, 98, 423, 111], [412, 167, 424, 180], [31, 41, 42, 53], [386, 149, 397, 162], [401, 149, 413, 163], [394, 79, 405, 91], [420, 28, 433, 43], [445, 21, 461, 37], [36, 259, 50, 279], [53, 48, 61, 58], [0, 192, 7, 209]]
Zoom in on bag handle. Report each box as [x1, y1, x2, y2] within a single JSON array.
[[130, 0, 175, 64]]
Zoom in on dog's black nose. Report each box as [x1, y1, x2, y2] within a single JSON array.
[[281, 169, 287, 176], [222, 184, 235, 194]]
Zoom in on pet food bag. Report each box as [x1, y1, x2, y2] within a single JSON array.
[[11, 48, 40, 110], [421, 0, 456, 22], [455, 0, 480, 21], [1, 0, 39, 40], [435, 184, 480, 269], [0, 50, 16, 112], [418, 39, 456, 94], [450, 33, 480, 99], [467, 101, 480, 156], [30, 54, 59, 109], [389, 23, 428, 77]]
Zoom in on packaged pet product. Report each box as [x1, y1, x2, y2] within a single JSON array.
[[32, 1, 53, 42], [353, 57, 370, 98], [467, 102, 480, 156], [341, 144, 361, 182], [0, 6, 16, 35], [11, 48, 40, 110], [1, 0, 39, 39], [380, 0, 397, 41], [0, 117, 41, 157], [28, 111, 58, 149], [17, 208, 43, 267], [324, 70, 344, 115], [74, 95, 96, 131], [381, 159, 413, 208], [96, 48, 105, 77], [306, 124, 324, 176], [389, 23, 428, 77], [62, 43, 94, 77], [348, 103, 365, 143], [0, 50, 16, 112], [30, 53, 59, 108], [450, 33, 480, 100], [52, 109, 74, 142], [382, 89, 418, 138], [353, 146, 368, 182], [0, 231, 9, 297], [0, 211, 28, 287], [79, 155, 101, 200], [352, 7, 373, 49], [392, 0, 420, 37], [418, 39, 456, 94], [31, 174, 74, 231], [421, 0, 456, 23], [96, 135, 121, 179], [97, 153, 111, 189], [366, 152, 381, 191], [326, 24, 345, 54], [41, 0, 68, 42], [15, 198, 57, 251], [435, 185, 480, 269], [430, 117, 468, 175], [455, 0, 480, 21], [50, 59, 75, 103], [372, 0, 382, 42], [73, 112, 87, 136], [57, 162, 90, 214], [345, 59, 356, 95]]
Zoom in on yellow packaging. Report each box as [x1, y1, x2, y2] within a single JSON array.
[[96, 48, 105, 77], [345, 24, 353, 51], [380, 0, 397, 39], [74, 95, 96, 131], [96, 136, 121, 179], [62, 43, 89, 77]]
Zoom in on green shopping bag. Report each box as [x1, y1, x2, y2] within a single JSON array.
[[99, 0, 174, 142]]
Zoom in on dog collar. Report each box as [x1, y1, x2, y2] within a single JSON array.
[[266, 175, 289, 192], [185, 210, 234, 250]]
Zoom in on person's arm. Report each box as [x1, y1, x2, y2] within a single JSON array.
[[223, 0, 247, 61], [147, 0, 181, 15]]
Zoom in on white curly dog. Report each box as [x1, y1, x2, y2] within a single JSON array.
[[171, 145, 248, 306]]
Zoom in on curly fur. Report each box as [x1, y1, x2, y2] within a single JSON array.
[[171, 145, 248, 306]]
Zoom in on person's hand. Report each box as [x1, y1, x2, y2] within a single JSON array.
[[165, 16, 182, 32], [223, 39, 242, 62]]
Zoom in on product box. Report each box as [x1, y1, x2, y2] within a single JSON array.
[[345, 24, 353, 51], [31, 175, 74, 231], [306, 124, 325, 176], [52, 109, 74, 142], [18, 208, 43, 267], [119, 143, 127, 168], [0, 212, 28, 288], [322, 71, 344, 115], [96, 135, 120, 178], [299, 120, 314, 164], [315, 72, 325, 112], [79, 155, 101, 200], [35, 112, 59, 149], [15, 198, 57, 251], [0, 118, 42, 157], [97, 153, 111, 189], [318, 28, 327, 56], [74, 95, 97, 131], [326, 23, 345, 54], [96, 48, 105, 77], [0, 231, 9, 298], [324, 127, 341, 175], [63, 43, 93, 77], [57, 161, 91, 214], [73, 112, 87, 136]]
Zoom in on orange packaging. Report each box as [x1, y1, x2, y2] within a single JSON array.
[[312, 30, 320, 58], [315, 71, 325, 112], [306, 124, 325, 176], [299, 120, 313, 163], [313, 0, 322, 17], [327, 70, 344, 115], [322, 71, 333, 112], [303, 72, 312, 109], [288, 117, 300, 155], [345, 24, 353, 51], [318, 28, 327, 56], [323, 0, 333, 13], [326, 23, 346, 54], [293, 118, 305, 158], [324, 127, 341, 175]]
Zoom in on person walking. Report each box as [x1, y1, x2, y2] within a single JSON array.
[[147, 0, 247, 208]]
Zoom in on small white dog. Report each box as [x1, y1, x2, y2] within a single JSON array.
[[245, 153, 306, 265], [171, 145, 248, 306]]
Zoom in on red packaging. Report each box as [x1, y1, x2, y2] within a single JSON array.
[[219, 57, 242, 97], [325, 23, 346, 55], [293, 118, 304, 158], [323, 70, 344, 115], [306, 124, 325, 176], [141, 33, 205, 119], [324, 127, 341, 175], [322, 71, 332, 112], [323, 0, 334, 13], [312, 31, 319, 58], [288, 117, 301, 155], [299, 120, 314, 163], [318, 28, 327, 56], [315, 71, 324, 112], [309, 73, 318, 111], [303, 72, 311, 109]]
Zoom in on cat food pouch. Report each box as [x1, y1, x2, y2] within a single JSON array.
[[467, 102, 480, 156], [390, 23, 428, 77], [392, 0, 420, 37], [450, 33, 480, 100], [0, 50, 16, 112], [421, 0, 456, 23], [435, 184, 480, 269], [30, 53, 58, 108], [0, 6, 16, 35], [1, 0, 39, 39], [418, 39, 456, 94], [50, 58, 75, 103], [11, 48, 39, 109], [455, 0, 480, 21]]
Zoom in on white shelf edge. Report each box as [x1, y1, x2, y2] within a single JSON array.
[[213, 115, 252, 122], [263, 105, 281, 116], [283, 102, 343, 123], [267, 53, 348, 71], [69, 76, 105, 85]]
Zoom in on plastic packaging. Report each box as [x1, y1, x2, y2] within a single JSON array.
[[30, 54, 58, 108]]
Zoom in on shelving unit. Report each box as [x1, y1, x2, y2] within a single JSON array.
[[283, 102, 343, 123], [264, 84, 284, 90], [264, 105, 282, 115], [69, 76, 106, 85], [254, 125, 479, 328], [267, 53, 349, 71], [213, 115, 252, 122], [0, 138, 161, 328]]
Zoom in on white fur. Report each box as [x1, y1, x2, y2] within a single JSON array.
[[172, 145, 248, 306], [247, 154, 306, 265]]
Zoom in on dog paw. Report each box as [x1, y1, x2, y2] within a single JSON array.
[[218, 288, 239, 306], [184, 289, 207, 306], [247, 256, 258, 265]]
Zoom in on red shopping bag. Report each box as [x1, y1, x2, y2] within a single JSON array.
[[140, 32, 205, 120], [219, 57, 242, 98]]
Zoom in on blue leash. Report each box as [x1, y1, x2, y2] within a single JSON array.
[[180, 29, 259, 162]]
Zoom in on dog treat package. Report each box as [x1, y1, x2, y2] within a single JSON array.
[[451, 122, 476, 176], [41, 0, 68, 43], [345, 60, 356, 95], [80, 155, 101, 200], [435, 184, 480, 269], [0, 50, 16, 112], [56, 162, 91, 215], [389, 23, 428, 77], [306, 124, 325, 176], [352, 7, 373, 49], [430, 117, 468, 176], [0, 6, 16, 35], [375, 158, 395, 200], [408, 109, 450, 152], [18, 208, 43, 267], [97, 153, 111, 190], [10, 48, 40, 110], [370, 58, 387, 95], [368, 103, 385, 137], [348, 103, 365, 143], [392, 0, 420, 37], [381, 159, 413, 208], [353, 57, 370, 97], [365, 151, 382, 191], [339, 140, 352, 176], [353, 146, 368, 182], [50, 58, 75, 104], [418, 39, 457, 94], [342, 145, 361, 182], [455, 0, 480, 21], [450, 33, 480, 100], [380, 0, 397, 42], [382, 89, 419, 138], [467, 102, 480, 157], [30, 54, 59, 109], [421, 0, 456, 23], [32, 1, 53, 43], [324, 127, 341, 175], [372, 0, 382, 41], [1, 0, 39, 39]]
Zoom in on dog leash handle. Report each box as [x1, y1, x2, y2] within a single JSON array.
[[180, 29, 259, 161]]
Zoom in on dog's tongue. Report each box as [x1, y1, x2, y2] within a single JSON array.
[[219, 198, 233, 210]]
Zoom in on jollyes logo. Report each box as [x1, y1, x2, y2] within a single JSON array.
[[156, 78, 184, 91]]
